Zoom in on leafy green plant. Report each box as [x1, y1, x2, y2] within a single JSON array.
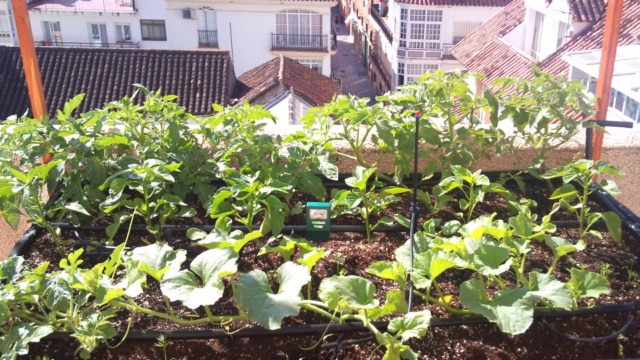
[[435, 166, 511, 223], [209, 169, 292, 236], [541, 159, 622, 243], [99, 159, 195, 242], [491, 66, 594, 175], [332, 166, 410, 242]]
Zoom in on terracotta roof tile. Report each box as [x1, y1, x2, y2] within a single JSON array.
[[395, 0, 512, 6], [567, 0, 607, 22], [451, 0, 640, 90], [0, 47, 233, 119], [234, 55, 341, 106]]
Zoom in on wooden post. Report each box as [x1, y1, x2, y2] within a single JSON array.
[[11, 0, 48, 119], [592, 0, 623, 162]]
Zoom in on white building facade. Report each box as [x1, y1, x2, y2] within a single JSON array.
[[356, 0, 507, 93], [0, 0, 18, 46], [6, 0, 336, 77]]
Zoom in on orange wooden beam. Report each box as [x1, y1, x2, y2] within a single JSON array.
[[11, 0, 47, 119], [591, 0, 624, 162]]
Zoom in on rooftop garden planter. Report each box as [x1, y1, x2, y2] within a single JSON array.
[[1, 73, 639, 359]]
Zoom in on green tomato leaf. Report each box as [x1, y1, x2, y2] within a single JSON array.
[[236, 262, 310, 330], [600, 211, 621, 243], [549, 183, 577, 200], [318, 154, 339, 181], [0, 257, 24, 283], [64, 202, 91, 217], [544, 236, 586, 258], [318, 275, 379, 311], [161, 248, 238, 309], [263, 195, 285, 236]]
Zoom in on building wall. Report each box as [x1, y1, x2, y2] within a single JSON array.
[[29, 10, 139, 46], [386, 2, 503, 89], [137, 0, 334, 76]]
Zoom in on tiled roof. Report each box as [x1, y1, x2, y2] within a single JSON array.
[[233, 55, 341, 107], [0, 47, 233, 119], [395, 0, 512, 6], [567, 0, 607, 22], [451, 0, 640, 87]]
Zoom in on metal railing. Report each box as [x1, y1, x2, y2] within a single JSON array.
[[271, 34, 328, 51], [397, 43, 455, 59], [197, 30, 218, 47], [28, 0, 135, 13], [370, 52, 392, 91], [370, 5, 393, 43], [37, 40, 140, 48]]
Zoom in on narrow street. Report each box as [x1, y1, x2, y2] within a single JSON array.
[[331, 7, 376, 101]]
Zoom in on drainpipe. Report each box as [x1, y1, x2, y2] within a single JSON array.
[[591, 0, 623, 162], [11, 0, 47, 120]]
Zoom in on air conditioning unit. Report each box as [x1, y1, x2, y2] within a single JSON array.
[[183, 8, 195, 19]]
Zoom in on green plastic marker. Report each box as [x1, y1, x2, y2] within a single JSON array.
[[306, 202, 331, 241]]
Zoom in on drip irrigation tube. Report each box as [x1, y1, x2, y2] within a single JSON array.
[[541, 314, 635, 343], [8, 225, 39, 257], [39, 302, 637, 343], [592, 188, 640, 241]]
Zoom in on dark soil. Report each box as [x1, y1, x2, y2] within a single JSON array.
[[15, 183, 640, 360]]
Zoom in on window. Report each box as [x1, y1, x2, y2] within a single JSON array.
[[399, 9, 442, 50], [530, 11, 544, 59], [556, 21, 569, 48], [296, 59, 322, 72], [115, 24, 132, 42], [0, 10, 11, 44], [140, 20, 166, 41], [42, 21, 62, 45], [197, 8, 217, 46], [571, 66, 640, 123], [397, 62, 438, 85], [275, 10, 322, 48], [88, 23, 108, 47]]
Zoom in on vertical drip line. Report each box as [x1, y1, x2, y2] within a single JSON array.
[[407, 111, 421, 311]]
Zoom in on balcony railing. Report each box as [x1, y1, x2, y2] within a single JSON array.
[[0, 31, 13, 44], [397, 43, 454, 60], [37, 40, 140, 49], [198, 30, 218, 47], [370, 5, 392, 44], [28, 0, 135, 13], [271, 34, 328, 52]]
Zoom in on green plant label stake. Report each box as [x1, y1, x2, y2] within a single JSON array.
[[306, 202, 331, 242]]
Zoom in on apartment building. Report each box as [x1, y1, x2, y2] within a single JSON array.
[[8, 0, 337, 77], [0, 0, 17, 46], [341, 0, 510, 94]]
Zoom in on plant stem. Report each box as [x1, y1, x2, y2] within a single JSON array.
[[113, 300, 245, 326]]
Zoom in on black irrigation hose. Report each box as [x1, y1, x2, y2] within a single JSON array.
[[40, 302, 638, 343], [8, 225, 39, 258], [541, 314, 635, 343], [51, 223, 410, 233], [593, 188, 640, 241]]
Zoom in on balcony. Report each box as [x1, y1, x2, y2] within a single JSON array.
[[397, 43, 454, 60], [271, 34, 329, 52], [37, 41, 140, 49], [370, 5, 392, 44], [28, 0, 136, 13], [198, 30, 218, 48]]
